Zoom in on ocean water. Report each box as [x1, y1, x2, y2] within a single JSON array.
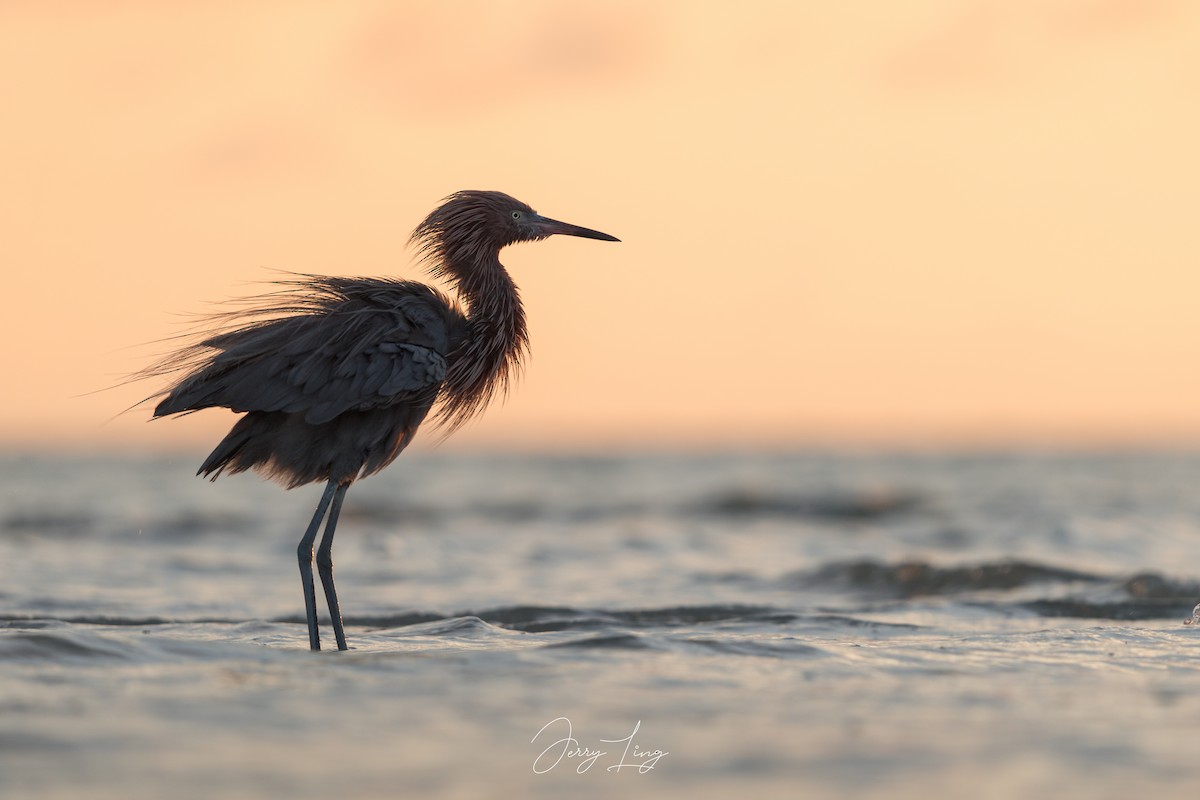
[[4, 450, 1200, 798]]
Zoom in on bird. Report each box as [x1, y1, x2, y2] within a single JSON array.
[[144, 190, 619, 651]]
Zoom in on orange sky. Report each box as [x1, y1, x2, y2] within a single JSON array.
[[4, 0, 1200, 451]]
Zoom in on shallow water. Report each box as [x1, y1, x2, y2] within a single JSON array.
[[4, 451, 1200, 798]]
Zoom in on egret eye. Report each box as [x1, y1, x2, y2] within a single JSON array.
[[511, 210, 523, 220]]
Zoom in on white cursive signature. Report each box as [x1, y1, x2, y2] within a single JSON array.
[[531, 717, 669, 774]]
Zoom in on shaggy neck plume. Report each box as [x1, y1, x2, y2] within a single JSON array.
[[407, 192, 534, 431], [426, 246, 529, 432]]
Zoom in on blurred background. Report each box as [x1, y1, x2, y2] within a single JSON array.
[[5, 0, 1200, 454], [9, 5, 1200, 799]]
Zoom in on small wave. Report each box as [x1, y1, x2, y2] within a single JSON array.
[[149, 511, 257, 538], [1011, 571, 1200, 620], [1, 511, 94, 536], [390, 615, 510, 637], [805, 614, 923, 630], [283, 612, 444, 629], [345, 498, 651, 524], [0, 631, 132, 661], [544, 633, 653, 651], [462, 604, 798, 632], [335, 604, 804, 634], [338, 501, 442, 525], [456, 606, 602, 634], [605, 605, 798, 627], [691, 488, 924, 520], [307, 614, 516, 639], [1123, 573, 1200, 601], [543, 632, 827, 657], [679, 637, 824, 658], [1020, 599, 1190, 620], [244, 486, 925, 526], [0, 731, 75, 753], [790, 559, 1105, 598], [0, 614, 241, 627]]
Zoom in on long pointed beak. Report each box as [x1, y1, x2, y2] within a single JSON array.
[[533, 214, 620, 242]]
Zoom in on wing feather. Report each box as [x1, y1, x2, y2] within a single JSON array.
[[149, 277, 461, 424]]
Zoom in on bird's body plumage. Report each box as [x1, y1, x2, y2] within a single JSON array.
[[143, 190, 617, 650], [155, 277, 466, 487]]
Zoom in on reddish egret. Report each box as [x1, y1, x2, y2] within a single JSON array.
[[146, 191, 619, 650]]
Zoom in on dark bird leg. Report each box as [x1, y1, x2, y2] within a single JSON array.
[[298, 480, 338, 651], [316, 482, 350, 651]]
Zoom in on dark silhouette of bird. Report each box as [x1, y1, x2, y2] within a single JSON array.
[[144, 191, 619, 651]]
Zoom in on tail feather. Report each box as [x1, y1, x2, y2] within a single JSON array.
[[197, 415, 258, 480]]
